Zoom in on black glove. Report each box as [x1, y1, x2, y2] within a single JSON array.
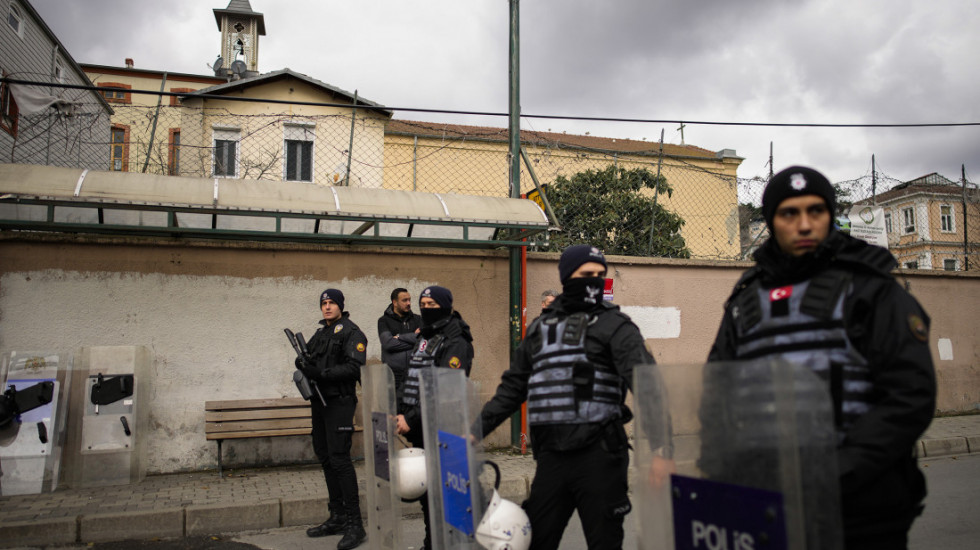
[[295, 356, 319, 379]]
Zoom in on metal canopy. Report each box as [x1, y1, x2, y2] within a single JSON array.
[[0, 164, 549, 248]]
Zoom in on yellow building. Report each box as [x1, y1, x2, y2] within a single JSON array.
[[384, 120, 744, 259], [864, 173, 980, 271]]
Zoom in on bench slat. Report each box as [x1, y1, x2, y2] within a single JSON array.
[[205, 397, 308, 411], [206, 408, 311, 422], [208, 427, 312, 440], [206, 418, 312, 434]]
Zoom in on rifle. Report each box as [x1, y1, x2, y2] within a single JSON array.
[[284, 329, 326, 406]]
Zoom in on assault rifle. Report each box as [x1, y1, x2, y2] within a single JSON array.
[[285, 328, 326, 406]]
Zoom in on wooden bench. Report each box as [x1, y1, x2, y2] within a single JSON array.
[[205, 397, 312, 477]]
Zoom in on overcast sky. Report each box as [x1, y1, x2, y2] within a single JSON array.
[[29, 0, 980, 189]]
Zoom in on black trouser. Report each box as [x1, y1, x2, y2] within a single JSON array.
[[524, 442, 631, 550], [311, 395, 360, 522]]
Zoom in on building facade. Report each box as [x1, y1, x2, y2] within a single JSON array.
[[0, 0, 111, 168], [864, 173, 980, 271]]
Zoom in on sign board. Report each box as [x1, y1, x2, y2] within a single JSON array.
[[438, 430, 474, 536], [847, 206, 888, 248], [671, 475, 788, 550]]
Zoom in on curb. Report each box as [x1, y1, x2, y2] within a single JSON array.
[[0, 477, 532, 548], [916, 436, 976, 458]]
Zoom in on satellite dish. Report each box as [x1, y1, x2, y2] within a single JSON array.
[[231, 60, 246, 76], [212, 56, 224, 75]]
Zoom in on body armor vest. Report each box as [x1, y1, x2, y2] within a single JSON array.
[[401, 334, 445, 407], [731, 269, 873, 435], [526, 312, 623, 426]]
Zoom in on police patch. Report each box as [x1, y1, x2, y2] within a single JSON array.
[[334, 324, 344, 334], [449, 356, 461, 369], [908, 314, 928, 342], [356, 342, 365, 352]]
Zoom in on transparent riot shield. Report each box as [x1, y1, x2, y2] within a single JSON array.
[[360, 363, 403, 550], [420, 367, 487, 550], [65, 346, 152, 488], [633, 360, 843, 550], [0, 350, 73, 496]]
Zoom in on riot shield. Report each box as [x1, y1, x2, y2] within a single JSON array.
[[633, 360, 843, 550], [360, 363, 403, 550], [420, 367, 486, 550], [0, 350, 73, 496]]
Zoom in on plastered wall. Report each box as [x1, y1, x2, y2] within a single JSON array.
[[1, 236, 977, 474]]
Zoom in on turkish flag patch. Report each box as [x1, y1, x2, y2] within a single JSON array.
[[769, 286, 792, 317], [769, 286, 793, 301]]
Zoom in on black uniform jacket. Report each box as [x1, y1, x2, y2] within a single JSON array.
[[377, 305, 422, 377], [305, 312, 368, 397], [709, 232, 936, 528], [399, 311, 474, 435], [479, 295, 654, 453]]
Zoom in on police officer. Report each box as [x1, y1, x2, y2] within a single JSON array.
[[394, 285, 474, 550], [297, 289, 367, 550], [478, 245, 654, 550], [377, 287, 422, 396], [708, 166, 936, 550]]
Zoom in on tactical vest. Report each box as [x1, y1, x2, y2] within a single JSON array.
[[401, 334, 446, 408], [731, 269, 872, 435], [526, 312, 623, 426]]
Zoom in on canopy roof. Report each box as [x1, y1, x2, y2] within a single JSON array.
[[0, 164, 549, 248]]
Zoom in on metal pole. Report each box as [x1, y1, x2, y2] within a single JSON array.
[[872, 154, 877, 206], [508, 0, 524, 448], [647, 129, 664, 255], [412, 135, 418, 191], [963, 164, 969, 271], [142, 72, 168, 173], [345, 91, 357, 186]]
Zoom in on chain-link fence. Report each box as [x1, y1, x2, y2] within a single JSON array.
[[3, 78, 978, 268]]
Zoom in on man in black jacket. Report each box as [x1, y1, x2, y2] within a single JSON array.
[[296, 289, 367, 550], [377, 288, 421, 395], [708, 166, 936, 550], [478, 245, 653, 550], [394, 285, 474, 550]]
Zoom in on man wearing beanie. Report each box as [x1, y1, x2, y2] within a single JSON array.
[[395, 285, 474, 550], [477, 244, 655, 550], [296, 288, 368, 549], [708, 166, 935, 550]]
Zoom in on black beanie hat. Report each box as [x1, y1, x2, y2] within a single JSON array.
[[762, 166, 836, 229], [420, 285, 453, 309], [558, 244, 607, 283], [319, 289, 345, 311]]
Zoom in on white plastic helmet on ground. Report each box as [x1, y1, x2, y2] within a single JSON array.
[[394, 447, 427, 501], [475, 460, 532, 550]]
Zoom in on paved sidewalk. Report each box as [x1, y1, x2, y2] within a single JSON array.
[[1, 415, 977, 548]]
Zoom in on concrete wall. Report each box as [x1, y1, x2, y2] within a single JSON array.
[[1, 236, 977, 475]]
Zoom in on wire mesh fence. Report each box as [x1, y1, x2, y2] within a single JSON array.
[[2, 78, 979, 268]]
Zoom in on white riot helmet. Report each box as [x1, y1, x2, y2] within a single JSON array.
[[476, 461, 531, 550], [394, 447, 427, 501]]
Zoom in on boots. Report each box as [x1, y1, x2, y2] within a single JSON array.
[[306, 512, 347, 537], [337, 517, 367, 550]]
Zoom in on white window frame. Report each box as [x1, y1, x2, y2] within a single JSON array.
[[902, 206, 916, 234], [7, 2, 24, 38], [943, 258, 957, 271], [54, 59, 65, 83], [282, 122, 315, 182], [940, 204, 955, 233], [212, 127, 240, 178]]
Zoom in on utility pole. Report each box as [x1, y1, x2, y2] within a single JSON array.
[[507, 0, 523, 447], [963, 165, 969, 271]]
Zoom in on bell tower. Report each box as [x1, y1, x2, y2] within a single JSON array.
[[213, 0, 266, 79]]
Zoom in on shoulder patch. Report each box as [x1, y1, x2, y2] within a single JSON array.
[[908, 314, 929, 342], [356, 342, 366, 352], [449, 356, 461, 369], [334, 324, 344, 334]]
